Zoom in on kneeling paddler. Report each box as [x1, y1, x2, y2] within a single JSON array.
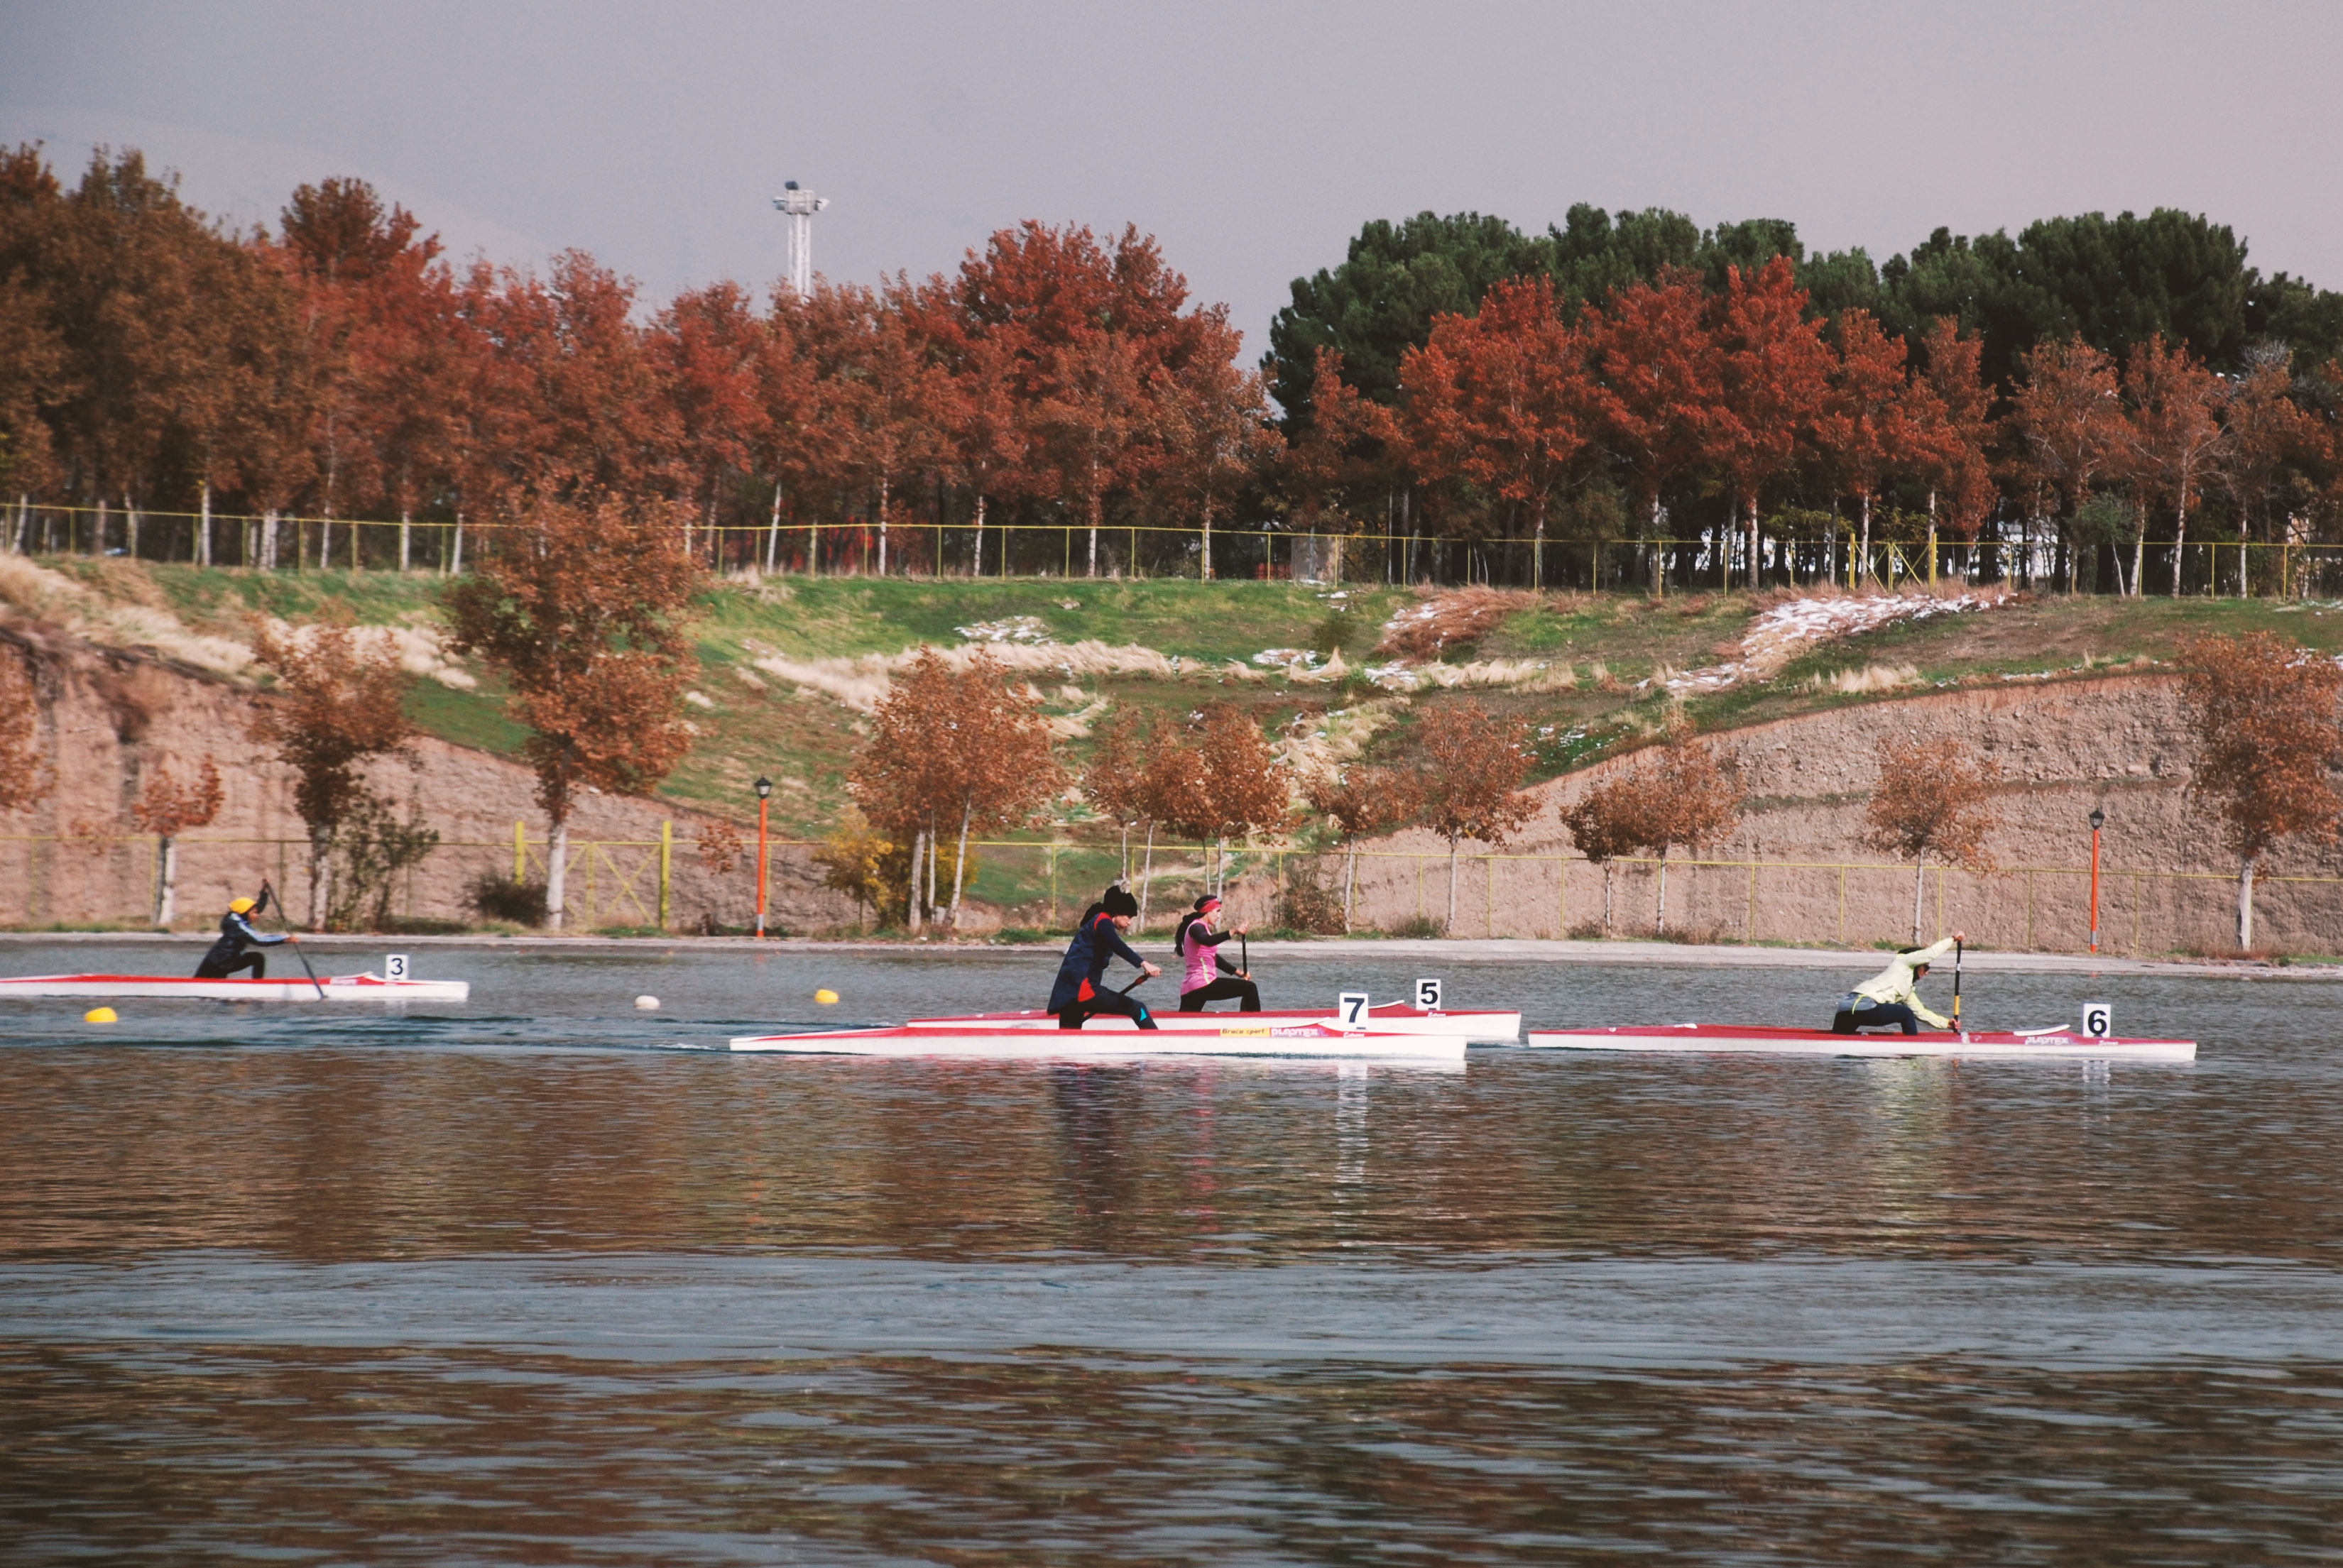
[[1831, 932, 1965, 1036], [1048, 887, 1161, 1030], [195, 882, 294, 980]]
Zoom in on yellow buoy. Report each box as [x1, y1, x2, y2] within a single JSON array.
[[815, 989, 839, 1005], [84, 1007, 118, 1024]]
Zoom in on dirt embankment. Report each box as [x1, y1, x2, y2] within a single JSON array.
[[1, 622, 857, 933], [1341, 674, 2334, 956]]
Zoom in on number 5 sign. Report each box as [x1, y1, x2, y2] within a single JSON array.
[[1414, 977, 1443, 1011]]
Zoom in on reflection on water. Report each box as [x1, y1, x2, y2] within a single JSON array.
[[5, 939, 2343, 1561]]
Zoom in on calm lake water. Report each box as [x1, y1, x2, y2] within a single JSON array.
[[4, 938, 2343, 1563]]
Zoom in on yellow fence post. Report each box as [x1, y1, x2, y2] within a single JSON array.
[[514, 820, 525, 882], [659, 821, 672, 930]]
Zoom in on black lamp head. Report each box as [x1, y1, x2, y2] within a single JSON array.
[[2090, 807, 2106, 831], [754, 775, 773, 800]]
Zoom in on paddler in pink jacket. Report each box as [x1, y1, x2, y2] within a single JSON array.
[[1172, 895, 1260, 1012]]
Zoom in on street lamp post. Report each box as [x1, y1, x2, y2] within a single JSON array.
[[754, 776, 774, 938], [2088, 806, 2106, 955]]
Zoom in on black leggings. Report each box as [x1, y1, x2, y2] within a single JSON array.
[[1832, 1002, 1919, 1036], [195, 951, 266, 980], [1179, 977, 1260, 1012], [1056, 989, 1158, 1030]]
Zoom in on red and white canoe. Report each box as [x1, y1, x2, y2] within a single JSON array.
[[902, 1002, 1519, 1043], [0, 972, 471, 1003], [1524, 1023, 2195, 1061], [732, 1020, 1467, 1060]]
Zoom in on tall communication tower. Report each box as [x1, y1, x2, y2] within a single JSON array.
[[771, 180, 830, 297]]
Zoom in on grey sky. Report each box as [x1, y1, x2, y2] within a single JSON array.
[[5, 1, 2341, 360]]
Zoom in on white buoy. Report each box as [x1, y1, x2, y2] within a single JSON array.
[[634, 994, 660, 1011]]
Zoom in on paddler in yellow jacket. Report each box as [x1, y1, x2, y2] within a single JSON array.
[[1831, 932, 1965, 1035]]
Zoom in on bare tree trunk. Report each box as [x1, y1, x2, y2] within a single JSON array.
[[2238, 857, 2256, 951], [949, 800, 973, 929], [908, 827, 925, 933], [1446, 840, 1460, 933], [877, 476, 890, 576], [449, 510, 464, 574], [263, 509, 278, 570], [2172, 489, 2188, 596], [308, 835, 331, 931], [928, 820, 940, 922], [1088, 488, 1100, 579], [1746, 497, 1760, 592], [94, 496, 107, 558], [1343, 839, 1358, 933], [126, 494, 140, 559], [198, 483, 212, 566], [155, 835, 178, 926], [1911, 855, 1926, 945], [1137, 821, 1156, 931], [400, 507, 412, 572], [1533, 498, 1546, 590], [1927, 488, 1938, 590], [1602, 864, 1615, 936], [1201, 497, 1213, 581], [972, 493, 987, 577], [1858, 490, 1872, 586], [546, 821, 567, 931], [1656, 847, 1669, 934], [2130, 501, 2146, 598], [766, 481, 782, 575]]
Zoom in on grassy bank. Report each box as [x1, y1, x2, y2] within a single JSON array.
[[18, 555, 2343, 843]]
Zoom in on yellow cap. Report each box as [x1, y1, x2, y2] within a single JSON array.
[[815, 989, 839, 1005], [84, 1007, 118, 1024], [229, 897, 256, 915]]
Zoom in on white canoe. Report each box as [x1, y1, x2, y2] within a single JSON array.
[[0, 972, 472, 1003], [732, 1021, 1466, 1060], [903, 1003, 1519, 1042], [1525, 1024, 2195, 1062]]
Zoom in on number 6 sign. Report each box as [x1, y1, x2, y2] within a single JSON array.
[[2080, 1001, 2112, 1038]]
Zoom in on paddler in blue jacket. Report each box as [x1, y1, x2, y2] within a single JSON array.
[[195, 883, 294, 980], [1049, 887, 1162, 1030], [1831, 931, 1965, 1035]]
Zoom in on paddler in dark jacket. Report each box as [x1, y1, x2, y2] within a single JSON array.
[[195, 885, 293, 980], [1048, 887, 1162, 1030]]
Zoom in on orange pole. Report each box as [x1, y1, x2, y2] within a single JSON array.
[[755, 795, 770, 938], [2088, 824, 2101, 955]]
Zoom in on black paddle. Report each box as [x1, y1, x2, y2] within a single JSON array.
[[1951, 937, 1963, 1034], [261, 878, 327, 1000]]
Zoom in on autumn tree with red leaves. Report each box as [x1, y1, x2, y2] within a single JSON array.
[[130, 754, 223, 926], [2121, 334, 2231, 596], [1862, 740, 1999, 944], [1401, 277, 1593, 587], [0, 652, 50, 818], [848, 649, 1062, 931], [2180, 631, 2343, 950], [1412, 701, 1537, 933], [444, 494, 704, 929], [1584, 272, 1719, 595], [249, 612, 418, 929], [1304, 764, 1423, 931], [1707, 258, 1834, 591]]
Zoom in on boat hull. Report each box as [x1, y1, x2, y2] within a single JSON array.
[[732, 1022, 1467, 1060], [902, 1004, 1519, 1042], [0, 972, 471, 1003], [1525, 1024, 2195, 1061]]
